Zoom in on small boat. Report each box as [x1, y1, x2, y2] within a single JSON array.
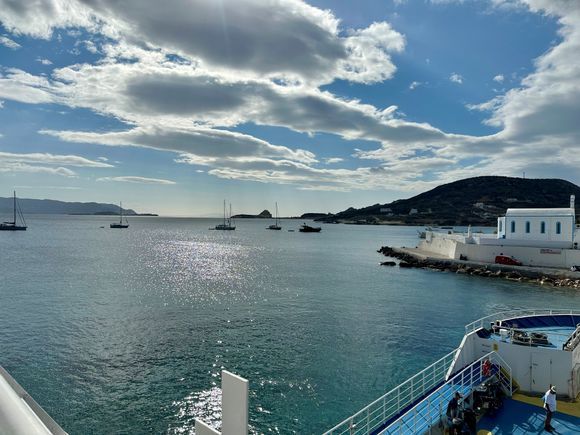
[[299, 223, 321, 233], [110, 202, 129, 228], [0, 191, 27, 231], [267, 202, 282, 230], [213, 200, 235, 230]]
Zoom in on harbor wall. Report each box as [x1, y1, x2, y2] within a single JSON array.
[[419, 235, 580, 268]]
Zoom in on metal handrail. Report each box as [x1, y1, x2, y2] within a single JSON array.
[[465, 309, 580, 334], [564, 324, 580, 351], [322, 348, 459, 435], [381, 351, 513, 435]]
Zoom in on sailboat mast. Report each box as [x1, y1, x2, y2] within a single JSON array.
[[120, 201, 123, 224], [13, 190, 16, 225], [275, 202, 279, 226], [229, 203, 232, 225]]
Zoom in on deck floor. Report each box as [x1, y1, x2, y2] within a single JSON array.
[[478, 397, 580, 434]]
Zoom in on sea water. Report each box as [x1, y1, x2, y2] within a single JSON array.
[[0, 216, 578, 434]]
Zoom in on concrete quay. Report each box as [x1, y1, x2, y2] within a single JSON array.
[[379, 246, 580, 288]]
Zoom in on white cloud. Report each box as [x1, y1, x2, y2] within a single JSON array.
[[409, 81, 422, 90], [493, 74, 505, 83], [1, 0, 580, 193], [449, 72, 463, 84], [97, 176, 176, 184], [36, 57, 53, 65], [0, 68, 55, 104], [0, 163, 77, 177], [0, 35, 20, 49], [0, 151, 113, 167], [324, 157, 344, 164]]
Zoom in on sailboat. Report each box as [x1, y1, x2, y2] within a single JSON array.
[[213, 200, 235, 230], [110, 202, 129, 228], [267, 202, 282, 230], [0, 191, 27, 231]]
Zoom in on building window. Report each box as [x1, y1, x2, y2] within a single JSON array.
[[511, 221, 516, 233], [556, 221, 561, 235], [526, 221, 530, 233], [499, 220, 503, 232], [541, 221, 546, 234]]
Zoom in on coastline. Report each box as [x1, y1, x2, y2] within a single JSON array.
[[379, 245, 580, 288]]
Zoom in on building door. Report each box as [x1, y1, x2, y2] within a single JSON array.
[[531, 353, 552, 393]]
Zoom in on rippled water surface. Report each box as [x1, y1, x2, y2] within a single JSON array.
[[1, 216, 578, 434]]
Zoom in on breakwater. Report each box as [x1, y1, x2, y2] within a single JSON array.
[[378, 246, 580, 289]]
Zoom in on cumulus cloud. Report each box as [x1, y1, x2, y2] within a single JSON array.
[[449, 72, 463, 84], [409, 81, 422, 90], [0, 0, 403, 85], [1, 0, 580, 192], [97, 176, 176, 184], [493, 74, 505, 83]]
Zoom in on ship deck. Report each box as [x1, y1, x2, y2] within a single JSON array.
[[478, 394, 580, 434], [487, 326, 576, 350]]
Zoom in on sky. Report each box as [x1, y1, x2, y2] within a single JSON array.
[[0, 0, 578, 216]]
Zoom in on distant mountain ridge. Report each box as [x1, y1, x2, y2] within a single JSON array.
[[0, 197, 140, 216], [321, 176, 580, 226]]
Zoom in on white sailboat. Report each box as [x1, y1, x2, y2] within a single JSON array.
[[110, 202, 129, 228], [267, 202, 282, 230], [0, 191, 27, 231], [213, 200, 236, 230]]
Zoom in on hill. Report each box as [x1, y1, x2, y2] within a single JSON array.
[[321, 176, 580, 226], [0, 197, 144, 216]]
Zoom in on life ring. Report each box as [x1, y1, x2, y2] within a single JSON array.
[[482, 360, 492, 377]]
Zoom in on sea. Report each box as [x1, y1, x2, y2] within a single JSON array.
[[1, 216, 578, 434]]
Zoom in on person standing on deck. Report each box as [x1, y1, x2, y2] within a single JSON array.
[[542, 385, 557, 432]]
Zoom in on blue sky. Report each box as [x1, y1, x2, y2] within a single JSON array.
[[0, 0, 578, 216]]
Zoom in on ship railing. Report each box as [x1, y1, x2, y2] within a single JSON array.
[[465, 309, 580, 335], [322, 348, 458, 435], [563, 323, 580, 351], [380, 351, 513, 435]]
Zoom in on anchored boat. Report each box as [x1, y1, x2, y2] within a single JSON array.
[[213, 200, 235, 230], [267, 202, 282, 230], [110, 202, 129, 228], [0, 191, 27, 231], [299, 223, 321, 233]]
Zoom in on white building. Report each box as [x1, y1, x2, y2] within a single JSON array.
[[497, 206, 576, 248], [418, 195, 580, 268]]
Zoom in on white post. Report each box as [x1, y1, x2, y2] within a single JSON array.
[[195, 419, 220, 435], [222, 370, 249, 435]]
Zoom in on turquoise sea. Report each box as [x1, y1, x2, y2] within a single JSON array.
[[1, 216, 578, 434]]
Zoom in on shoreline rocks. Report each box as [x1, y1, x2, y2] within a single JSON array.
[[378, 245, 580, 289]]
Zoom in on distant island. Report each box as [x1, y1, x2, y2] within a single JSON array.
[[232, 209, 272, 219], [317, 176, 580, 226], [231, 210, 330, 220], [0, 197, 157, 216]]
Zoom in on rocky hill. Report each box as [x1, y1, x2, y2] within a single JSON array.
[[321, 176, 580, 226]]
